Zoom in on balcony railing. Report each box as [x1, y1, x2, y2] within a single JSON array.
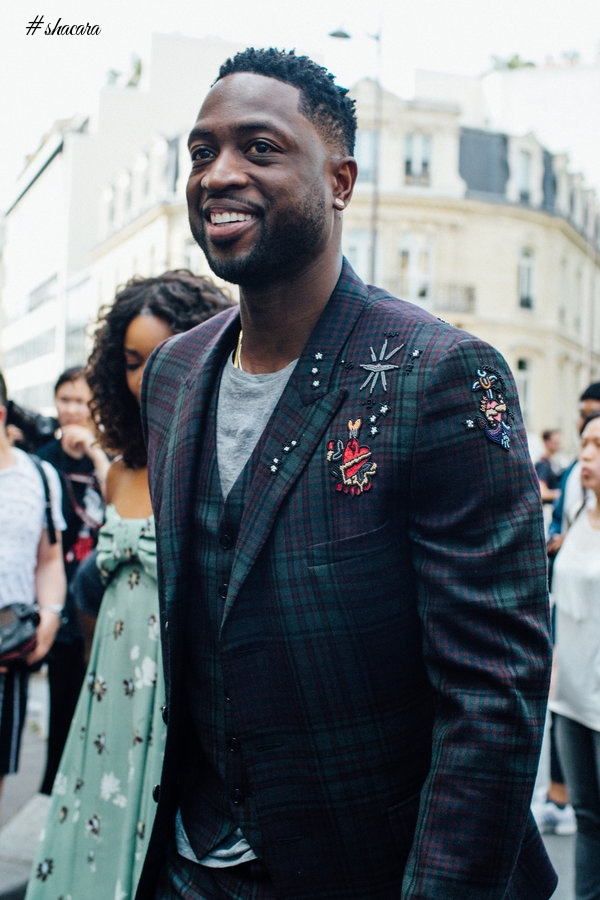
[[390, 282, 476, 314]]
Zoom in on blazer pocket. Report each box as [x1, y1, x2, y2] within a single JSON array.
[[307, 520, 414, 620], [308, 520, 394, 568]]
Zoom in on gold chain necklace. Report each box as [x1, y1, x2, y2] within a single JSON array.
[[233, 330, 243, 369]]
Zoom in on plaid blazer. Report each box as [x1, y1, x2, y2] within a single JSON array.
[[138, 260, 556, 899]]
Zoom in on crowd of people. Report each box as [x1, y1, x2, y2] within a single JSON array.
[[0, 44, 597, 900], [530, 382, 600, 900]]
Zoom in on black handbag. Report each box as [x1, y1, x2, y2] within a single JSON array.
[[0, 603, 40, 665]]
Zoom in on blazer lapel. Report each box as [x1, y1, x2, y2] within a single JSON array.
[[156, 309, 241, 618], [221, 262, 369, 627]]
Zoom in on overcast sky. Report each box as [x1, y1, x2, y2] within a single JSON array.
[[2, 0, 600, 208]]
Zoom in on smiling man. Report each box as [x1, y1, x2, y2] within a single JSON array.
[[139, 48, 557, 899]]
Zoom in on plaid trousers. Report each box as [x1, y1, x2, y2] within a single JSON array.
[[155, 841, 277, 900]]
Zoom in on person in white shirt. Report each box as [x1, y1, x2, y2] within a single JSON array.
[[550, 411, 600, 900], [0, 372, 66, 811]]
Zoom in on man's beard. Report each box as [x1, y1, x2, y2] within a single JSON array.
[[189, 190, 328, 288]]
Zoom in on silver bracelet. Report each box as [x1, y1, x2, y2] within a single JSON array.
[[40, 605, 64, 616]]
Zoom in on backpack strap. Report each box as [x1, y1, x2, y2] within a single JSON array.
[[29, 455, 57, 545]]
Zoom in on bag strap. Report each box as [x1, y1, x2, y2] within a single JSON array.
[[29, 455, 57, 545], [62, 473, 103, 532]]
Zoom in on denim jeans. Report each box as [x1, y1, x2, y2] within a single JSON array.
[[555, 714, 600, 900]]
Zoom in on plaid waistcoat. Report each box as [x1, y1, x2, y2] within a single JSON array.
[[181, 393, 264, 858]]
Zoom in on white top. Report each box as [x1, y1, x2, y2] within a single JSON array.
[[549, 506, 600, 731], [0, 449, 65, 609], [561, 461, 594, 532]]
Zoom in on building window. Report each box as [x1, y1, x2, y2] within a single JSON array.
[[404, 134, 431, 186], [104, 185, 115, 233], [5, 329, 56, 367], [28, 275, 57, 312], [515, 358, 531, 428], [343, 230, 371, 281], [518, 150, 531, 204], [165, 137, 180, 195], [558, 258, 567, 325], [397, 235, 433, 304], [123, 171, 132, 214], [518, 248, 534, 309], [184, 239, 204, 274], [355, 130, 376, 182], [574, 268, 583, 333]]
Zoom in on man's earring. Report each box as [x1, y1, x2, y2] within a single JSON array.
[[333, 198, 345, 210]]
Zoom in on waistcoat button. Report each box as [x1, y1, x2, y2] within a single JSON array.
[[228, 737, 241, 753], [231, 787, 244, 805], [220, 533, 234, 549]]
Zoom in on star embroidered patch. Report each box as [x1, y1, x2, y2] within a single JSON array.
[[359, 340, 404, 393]]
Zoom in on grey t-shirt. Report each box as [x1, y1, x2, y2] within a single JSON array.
[[217, 353, 298, 498]]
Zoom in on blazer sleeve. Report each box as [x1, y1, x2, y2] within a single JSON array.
[[402, 334, 552, 898]]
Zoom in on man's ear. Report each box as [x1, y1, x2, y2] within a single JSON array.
[[331, 156, 357, 211]]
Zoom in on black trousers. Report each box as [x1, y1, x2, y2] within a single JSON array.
[[39, 638, 86, 794]]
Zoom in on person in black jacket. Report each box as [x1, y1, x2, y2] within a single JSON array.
[[36, 366, 109, 794]]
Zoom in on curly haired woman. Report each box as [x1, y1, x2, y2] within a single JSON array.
[[26, 270, 231, 900]]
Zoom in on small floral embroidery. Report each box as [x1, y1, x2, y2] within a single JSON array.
[[113, 620, 125, 639], [94, 733, 106, 754], [147, 614, 160, 640], [128, 570, 141, 590], [134, 656, 158, 689], [90, 675, 107, 702], [100, 772, 121, 801], [365, 403, 391, 438], [268, 439, 299, 474], [86, 813, 101, 836], [36, 858, 54, 881]]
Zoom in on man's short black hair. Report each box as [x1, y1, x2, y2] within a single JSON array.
[[216, 47, 357, 156], [580, 381, 600, 402], [0, 372, 7, 409]]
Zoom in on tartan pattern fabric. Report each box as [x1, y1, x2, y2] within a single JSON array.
[[157, 840, 276, 899], [138, 260, 557, 899]]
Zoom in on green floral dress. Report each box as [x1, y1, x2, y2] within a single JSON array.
[[26, 506, 166, 900]]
